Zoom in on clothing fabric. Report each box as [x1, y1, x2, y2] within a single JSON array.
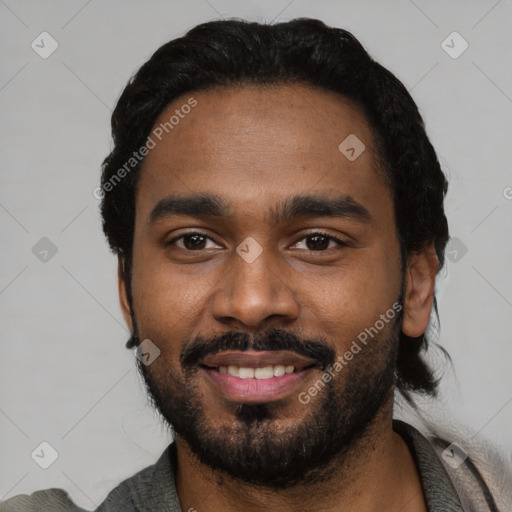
[[2, 420, 509, 511]]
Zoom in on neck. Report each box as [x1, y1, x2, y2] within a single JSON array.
[[175, 400, 426, 512]]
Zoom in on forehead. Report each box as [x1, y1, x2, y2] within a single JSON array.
[[136, 83, 391, 221]]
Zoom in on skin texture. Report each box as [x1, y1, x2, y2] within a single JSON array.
[[118, 84, 439, 511]]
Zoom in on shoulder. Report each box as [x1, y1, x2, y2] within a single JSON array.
[[1, 443, 179, 512], [1, 488, 86, 512], [427, 421, 512, 512], [95, 443, 180, 511], [395, 417, 512, 512]]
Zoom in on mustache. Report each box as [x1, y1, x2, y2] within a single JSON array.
[[180, 328, 335, 370]]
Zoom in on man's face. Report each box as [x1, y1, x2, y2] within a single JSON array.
[[122, 84, 405, 487]]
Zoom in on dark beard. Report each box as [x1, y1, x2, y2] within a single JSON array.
[[132, 317, 401, 489]]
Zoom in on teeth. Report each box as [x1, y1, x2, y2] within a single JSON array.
[[254, 366, 274, 379], [273, 365, 286, 377], [227, 365, 239, 377], [239, 367, 255, 379], [217, 364, 295, 379]]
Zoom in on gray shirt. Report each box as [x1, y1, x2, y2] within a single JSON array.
[[1, 421, 499, 511]]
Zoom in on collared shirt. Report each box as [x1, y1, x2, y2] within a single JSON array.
[[1, 420, 501, 511]]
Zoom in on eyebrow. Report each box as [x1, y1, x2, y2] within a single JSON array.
[[149, 194, 227, 224], [267, 194, 372, 226], [148, 193, 372, 226]]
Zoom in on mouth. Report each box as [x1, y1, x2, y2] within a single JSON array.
[[199, 350, 319, 403]]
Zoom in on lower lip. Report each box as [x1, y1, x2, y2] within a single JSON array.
[[201, 367, 314, 403]]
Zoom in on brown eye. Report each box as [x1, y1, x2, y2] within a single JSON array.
[[305, 234, 330, 250], [169, 233, 220, 251], [292, 232, 347, 251], [183, 234, 207, 250]]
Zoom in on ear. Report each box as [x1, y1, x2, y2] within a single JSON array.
[[118, 255, 133, 332], [402, 242, 439, 338]]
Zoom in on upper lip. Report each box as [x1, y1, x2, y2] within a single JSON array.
[[200, 350, 317, 370]]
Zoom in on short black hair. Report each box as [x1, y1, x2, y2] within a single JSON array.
[[100, 18, 450, 403]]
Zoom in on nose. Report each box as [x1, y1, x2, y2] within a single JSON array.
[[211, 248, 299, 330]]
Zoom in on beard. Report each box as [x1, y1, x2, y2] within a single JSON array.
[[129, 304, 402, 489]]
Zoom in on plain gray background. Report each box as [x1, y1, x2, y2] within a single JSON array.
[[1, 0, 511, 509]]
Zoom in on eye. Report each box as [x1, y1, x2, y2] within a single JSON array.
[[291, 232, 347, 251], [168, 232, 221, 251]]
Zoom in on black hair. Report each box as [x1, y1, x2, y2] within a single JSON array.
[[100, 18, 450, 403]]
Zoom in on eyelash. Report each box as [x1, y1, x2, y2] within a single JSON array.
[[167, 231, 348, 251]]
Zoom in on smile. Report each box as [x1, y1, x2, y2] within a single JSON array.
[[199, 350, 318, 403], [211, 364, 296, 379]]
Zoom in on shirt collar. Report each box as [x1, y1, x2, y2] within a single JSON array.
[[393, 419, 465, 512]]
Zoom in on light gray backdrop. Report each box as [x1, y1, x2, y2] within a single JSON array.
[[1, 0, 511, 509]]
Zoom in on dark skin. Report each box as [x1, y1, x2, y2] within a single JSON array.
[[118, 84, 439, 511]]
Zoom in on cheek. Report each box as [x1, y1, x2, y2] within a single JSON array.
[[301, 248, 401, 341], [131, 238, 197, 315], [129, 255, 189, 361], [132, 278, 196, 347]]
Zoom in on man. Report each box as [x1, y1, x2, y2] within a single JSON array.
[[3, 17, 510, 512]]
